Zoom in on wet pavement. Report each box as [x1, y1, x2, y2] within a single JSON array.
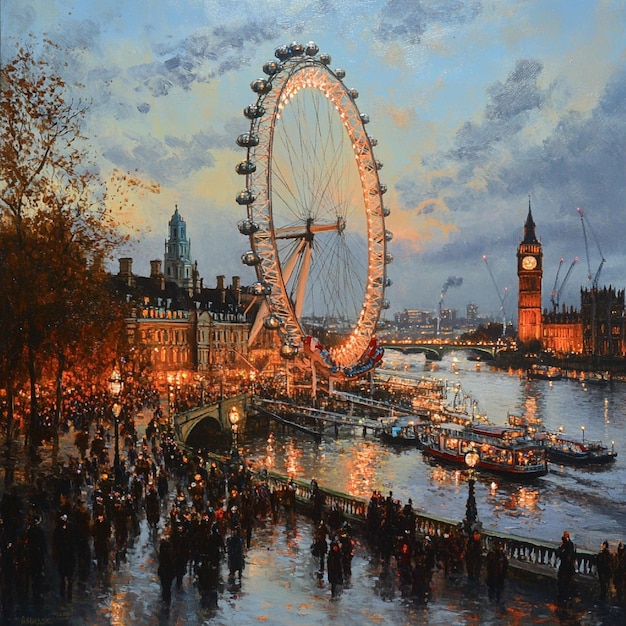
[[11, 505, 625, 626]]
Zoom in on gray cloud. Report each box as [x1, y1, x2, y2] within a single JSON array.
[[102, 130, 220, 185], [376, 0, 482, 44]]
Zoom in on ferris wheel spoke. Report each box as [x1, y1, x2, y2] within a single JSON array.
[[293, 243, 312, 320]]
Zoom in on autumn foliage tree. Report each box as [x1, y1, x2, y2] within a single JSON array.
[[0, 43, 146, 457]]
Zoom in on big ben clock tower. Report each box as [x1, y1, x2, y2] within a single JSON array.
[[517, 200, 543, 344]]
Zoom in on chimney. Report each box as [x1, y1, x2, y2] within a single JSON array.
[[150, 259, 162, 279], [119, 257, 134, 287], [232, 276, 240, 291], [216, 275, 225, 290]]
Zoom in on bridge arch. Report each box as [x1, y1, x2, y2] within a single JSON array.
[[173, 393, 249, 449]]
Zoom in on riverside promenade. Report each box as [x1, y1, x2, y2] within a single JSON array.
[[0, 406, 623, 625]]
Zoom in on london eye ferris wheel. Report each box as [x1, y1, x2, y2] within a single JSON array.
[[236, 41, 392, 378]]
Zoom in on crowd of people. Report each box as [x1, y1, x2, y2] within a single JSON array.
[[0, 383, 624, 620]]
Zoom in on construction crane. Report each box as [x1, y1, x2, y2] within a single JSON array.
[[550, 257, 578, 312], [482, 255, 508, 335], [578, 207, 606, 355], [578, 207, 605, 289]]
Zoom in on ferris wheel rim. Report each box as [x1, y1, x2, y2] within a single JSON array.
[[237, 43, 390, 371]]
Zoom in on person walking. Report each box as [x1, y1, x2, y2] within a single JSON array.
[[157, 532, 176, 604], [596, 540, 613, 603], [52, 514, 76, 601], [327, 539, 343, 599], [226, 526, 245, 583], [311, 521, 328, 578], [557, 530, 577, 603], [465, 529, 483, 582], [485, 540, 508, 602]]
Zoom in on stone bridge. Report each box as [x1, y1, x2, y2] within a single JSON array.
[[173, 393, 249, 449], [382, 342, 504, 361]]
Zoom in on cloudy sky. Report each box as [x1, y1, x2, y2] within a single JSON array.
[[3, 0, 626, 324]]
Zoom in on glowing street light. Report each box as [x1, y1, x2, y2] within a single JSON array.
[[109, 367, 124, 485], [229, 406, 240, 459], [464, 449, 480, 530]]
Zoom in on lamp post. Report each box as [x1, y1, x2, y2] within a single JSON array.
[[109, 367, 124, 486], [229, 405, 240, 460], [581, 425, 585, 442], [464, 449, 480, 531]]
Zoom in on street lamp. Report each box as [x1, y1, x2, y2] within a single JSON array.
[[581, 425, 585, 442], [109, 367, 124, 486], [229, 406, 240, 459], [464, 448, 480, 531]]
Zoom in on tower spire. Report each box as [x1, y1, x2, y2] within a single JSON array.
[[523, 197, 538, 244]]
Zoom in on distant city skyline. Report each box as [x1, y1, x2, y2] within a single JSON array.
[[3, 0, 626, 321]]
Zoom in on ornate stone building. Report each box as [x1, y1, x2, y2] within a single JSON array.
[[112, 208, 252, 386]]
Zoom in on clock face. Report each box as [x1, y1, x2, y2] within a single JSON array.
[[522, 255, 537, 270]]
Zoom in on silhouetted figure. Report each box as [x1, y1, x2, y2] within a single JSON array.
[[158, 534, 176, 604], [557, 531, 577, 603], [53, 514, 76, 601], [596, 540, 613, 603], [327, 539, 343, 599], [227, 527, 244, 582], [465, 530, 483, 582], [485, 541, 508, 602]]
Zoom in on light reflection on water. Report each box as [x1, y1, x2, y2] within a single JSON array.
[[244, 351, 626, 551]]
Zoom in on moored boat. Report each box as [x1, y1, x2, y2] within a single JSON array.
[[534, 431, 617, 465], [421, 422, 548, 479], [527, 364, 563, 381], [507, 414, 617, 466], [578, 371, 611, 386], [379, 418, 425, 447]]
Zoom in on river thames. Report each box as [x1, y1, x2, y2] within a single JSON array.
[[243, 350, 626, 553]]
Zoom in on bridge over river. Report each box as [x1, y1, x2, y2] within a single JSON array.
[[381, 341, 505, 361]]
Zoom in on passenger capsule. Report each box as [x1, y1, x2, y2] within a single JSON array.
[[238, 218, 259, 236], [289, 41, 304, 56], [381, 299, 391, 309], [251, 78, 271, 94], [251, 281, 271, 296], [368, 136, 378, 146], [235, 160, 256, 175], [375, 160, 383, 170], [384, 277, 393, 287], [348, 88, 358, 99], [236, 133, 259, 148], [275, 45, 290, 61], [360, 113, 370, 124], [241, 250, 261, 266], [244, 104, 265, 119], [280, 343, 299, 359], [305, 41, 319, 56], [382, 206, 391, 217], [335, 68, 346, 79], [384, 253, 394, 264], [236, 190, 256, 205], [379, 183, 387, 194], [318, 53, 331, 65], [263, 61, 281, 76], [263, 315, 282, 330], [384, 230, 393, 242]]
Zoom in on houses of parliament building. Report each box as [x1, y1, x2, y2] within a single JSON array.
[[517, 203, 626, 357]]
